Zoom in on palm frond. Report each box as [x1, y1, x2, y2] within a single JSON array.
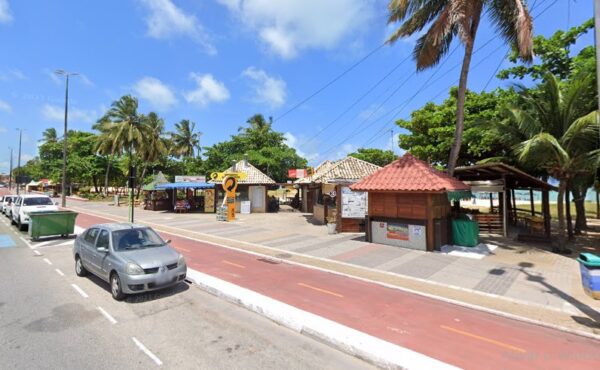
[[488, 0, 533, 61]]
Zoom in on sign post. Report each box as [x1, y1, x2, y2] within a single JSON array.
[[222, 176, 238, 221], [128, 166, 136, 223]]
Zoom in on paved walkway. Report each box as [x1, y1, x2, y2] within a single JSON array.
[[66, 200, 600, 337]]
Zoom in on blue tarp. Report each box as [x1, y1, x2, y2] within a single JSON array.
[[154, 182, 215, 190]]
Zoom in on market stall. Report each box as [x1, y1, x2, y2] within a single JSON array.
[[154, 182, 216, 213]]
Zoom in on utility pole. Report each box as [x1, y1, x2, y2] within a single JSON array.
[[8, 147, 12, 191], [16, 129, 22, 195], [55, 69, 79, 208], [390, 129, 394, 154]]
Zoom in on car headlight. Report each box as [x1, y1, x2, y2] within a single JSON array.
[[126, 262, 144, 275], [178, 254, 186, 267]]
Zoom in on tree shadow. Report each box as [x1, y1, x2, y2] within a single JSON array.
[[517, 262, 600, 330]]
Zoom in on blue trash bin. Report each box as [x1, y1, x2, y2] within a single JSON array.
[[577, 253, 600, 300]]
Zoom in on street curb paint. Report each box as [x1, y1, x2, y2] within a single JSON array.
[[186, 268, 458, 370]]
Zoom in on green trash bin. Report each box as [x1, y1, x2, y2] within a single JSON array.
[[28, 211, 78, 241], [451, 218, 480, 247]]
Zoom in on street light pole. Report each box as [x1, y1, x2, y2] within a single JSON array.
[[8, 147, 12, 191], [55, 69, 79, 208], [16, 129, 22, 195]]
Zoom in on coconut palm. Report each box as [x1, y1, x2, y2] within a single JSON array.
[[171, 119, 201, 158], [102, 95, 147, 165], [39, 127, 58, 144], [136, 112, 168, 198], [386, 0, 534, 175], [93, 120, 116, 196], [513, 73, 599, 250]]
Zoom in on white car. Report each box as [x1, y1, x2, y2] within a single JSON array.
[[2, 195, 16, 217], [11, 194, 59, 231]]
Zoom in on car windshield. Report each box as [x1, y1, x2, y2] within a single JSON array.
[[112, 228, 165, 251], [23, 197, 54, 206]]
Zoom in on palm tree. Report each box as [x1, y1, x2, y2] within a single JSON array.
[[136, 112, 168, 198], [102, 95, 147, 165], [239, 114, 272, 135], [40, 127, 58, 144], [513, 73, 599, 250], [386, 0, 534, 175], [93, 120, 116, 196], [171, 119, 201, 158]]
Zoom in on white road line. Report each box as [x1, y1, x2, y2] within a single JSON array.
[[33, 250, 42, 256], [32, 240, 55, 248], [18, 236, 34, 249], [55, 268, 65, 276], [56, 240, 75, 247], [98, 306, 118, 324], [132, 337, 163, 366], [71, 284, 89, 298], [43, 258, 53, 265]]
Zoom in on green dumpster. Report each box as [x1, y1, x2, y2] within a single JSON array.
[[451, 218, 479, 247], [28, 211, 78, 241]]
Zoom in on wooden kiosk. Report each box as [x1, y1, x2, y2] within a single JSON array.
[[351, 154, 470, 251]]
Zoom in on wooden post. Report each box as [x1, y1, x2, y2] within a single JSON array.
[[426, 193, 434, 251], [596, 190, 599, 219], [529, 189, 535, 216], [511, 188, 517, 224], [542, 189, 551, 238], [489, 193, 494, 213], [336, 184, 342, 233], [501, 176, 508, 237]]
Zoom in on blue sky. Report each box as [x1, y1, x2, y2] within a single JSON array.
[[0, 0, 593, 172]]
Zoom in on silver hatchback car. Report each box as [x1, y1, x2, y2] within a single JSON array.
[[73, 223, 187, 300]]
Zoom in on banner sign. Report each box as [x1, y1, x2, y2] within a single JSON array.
[[175, 175, 206, 183], [287, 169, 307, 179], [341, 186, 368, 218], [210, 172, 247, 181]]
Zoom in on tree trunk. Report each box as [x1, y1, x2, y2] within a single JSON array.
[[135, 165, 148, 200], [565, 186, 574, 240], [447, 4, 482, 176], [572, 185, 588, 233], [556, 181, 567, 250], [597, 189, 599, 219], [103, 157, 112, 197]]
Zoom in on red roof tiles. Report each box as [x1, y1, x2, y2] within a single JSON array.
[[350, 153, 470, 192]]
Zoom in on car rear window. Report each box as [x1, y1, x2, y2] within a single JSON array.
[[23, 197, 53, 206]]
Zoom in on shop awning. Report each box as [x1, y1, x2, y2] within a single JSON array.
[[154, 182, 215, 190]]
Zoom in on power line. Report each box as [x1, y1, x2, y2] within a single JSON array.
[[273, 43, 386, 124]]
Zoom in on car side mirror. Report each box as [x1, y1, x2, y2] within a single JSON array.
[[164, 239, 171, 244], [97, 247, 109, 253]]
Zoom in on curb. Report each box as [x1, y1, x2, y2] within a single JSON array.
[[185, 268, 458, 370]]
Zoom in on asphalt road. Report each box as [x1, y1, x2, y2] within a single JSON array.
[[0, 214, 372, 369]]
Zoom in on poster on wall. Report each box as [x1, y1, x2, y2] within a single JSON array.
[[341, 186, 368, 218], [371, 221, 427, 251], [386, 224, 409, 240]]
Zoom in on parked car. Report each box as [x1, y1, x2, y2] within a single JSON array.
[[73, 223, 187, 300], [2, 195, 17, 217], [11, 194, 59, 230]]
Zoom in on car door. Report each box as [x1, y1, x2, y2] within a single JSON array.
[[81, 228, 100, 275], [11, 197, 21, 221], [92, 229, 112, 281]]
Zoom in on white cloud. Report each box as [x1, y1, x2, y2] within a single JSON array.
[[133, 76, 178, 111], [0, 0, 12, 24], [242, 67, 286, 108], [0, 68, 26, 81], [44, 69, 62, 85], [334, 143, 356, 159], [0, 99, 11, 113], [139, 0, 216, 54], [79, 74, 94, 87], [217, 0, 375, 59], [284, 132, 318, 162], [184, 73, 230, 107], [41, 104, 96, 123]]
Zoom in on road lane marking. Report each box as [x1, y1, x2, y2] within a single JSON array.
[[55, 268, 65, 276], [33, 250, 42, 256], [297, 282, 344, 298], [175, 247, 191, 253], [32, 240, 54, 248], [440, 325, 526, 353], [18, 236, 34, 249], [43, 258, 53, 265], [98, 306, 118, 324], [71, 284, 89, 298], [222, 260, 246, 269], [132, 337, 163, 366]]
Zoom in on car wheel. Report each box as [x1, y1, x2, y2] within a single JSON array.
[[17, 218, 24, 231], [75, 256, 88, 277], [10, 216, 15, 225], [110, 273, 125, 301]]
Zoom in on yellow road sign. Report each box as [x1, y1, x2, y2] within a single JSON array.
[[210, 172, 248, 181]]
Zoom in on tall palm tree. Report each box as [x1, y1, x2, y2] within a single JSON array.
[[136, 112, 168, 198], [239, 114, 272, 135], [386, 0, 534, 175], [513, 73, 599, 250], [171, 119, 201, 158], [102, 95, 146, 165], [93, 120, 116, 196], [39, 127, 58, 144]]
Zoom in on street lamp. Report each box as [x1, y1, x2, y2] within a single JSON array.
[[8, 147, 13, 191], [15, 129, 23, 195], [55, 69, 79, 207]]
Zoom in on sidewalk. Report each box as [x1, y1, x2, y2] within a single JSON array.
[[66, 204, 600, 369]]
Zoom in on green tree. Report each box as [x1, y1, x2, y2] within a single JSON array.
[[93, 120, 116, 196], [349, 148, 397, 167], [498, 19, 594, 81], [386, 0, 533, 175], [396, 87, 519, 167], [171, 119, 201, 158], [136, 112, 169, 197], [39, 127, 58, 144], [513, 73, 599, 248]]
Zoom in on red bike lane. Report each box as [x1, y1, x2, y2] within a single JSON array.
[[74, 211, 600, 369]]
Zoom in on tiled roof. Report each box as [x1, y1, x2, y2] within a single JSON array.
[[220, 160, 276, 184], [350, 153, 470, 192], [295, 160, 334, 184], [298, 156, 381, 184]]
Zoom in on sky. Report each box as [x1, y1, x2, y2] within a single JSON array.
[[0, 0, 594, 173]]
